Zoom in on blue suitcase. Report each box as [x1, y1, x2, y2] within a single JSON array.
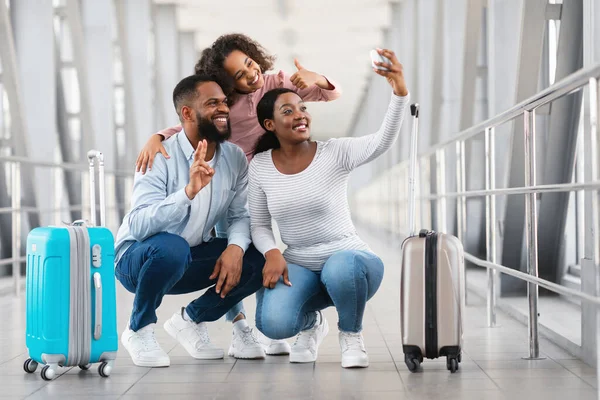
[[23, 150, 118, 380]]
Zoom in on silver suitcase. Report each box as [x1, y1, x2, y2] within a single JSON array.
[[400, 104, 465, 373]]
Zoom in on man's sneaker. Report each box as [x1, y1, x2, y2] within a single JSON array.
[[163, 308, 224, 360], [289, 311, 329, 363], [339, 331, 369, 368], [255, 329, 291, 355], [228, 319, 266, 359], [121, 322, 170, 367]]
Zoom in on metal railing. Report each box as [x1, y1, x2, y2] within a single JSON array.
[[351, 63, 600, 393], [0, 154, 133, 296]]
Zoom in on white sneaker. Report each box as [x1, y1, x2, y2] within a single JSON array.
[[228, 319, 266, 359], [121, 322, 170, 367], [255, 329, 291, 355], [163, 308, 224, 360], [339, 331, 369, 368], [289, 311, 329, 363]]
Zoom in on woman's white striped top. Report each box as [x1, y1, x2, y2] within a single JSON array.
[[248, 92, 409, 271]]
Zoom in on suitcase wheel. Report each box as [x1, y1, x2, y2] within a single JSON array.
[[23, 358, 38, 374], [405, 357, 421, 373], [446, 357, 459, 373], [40, 365, 57, 381], [79, 364, 92, 371], [98, 361, 113, 378]]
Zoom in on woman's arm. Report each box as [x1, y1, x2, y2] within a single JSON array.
[[248, 162, 278, 255], [333, 92, 409, 171], [331, 49, 409, 171], [248, 162, 291, 288]]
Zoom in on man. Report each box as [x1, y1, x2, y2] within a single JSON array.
[[114, 74, 266, 367]]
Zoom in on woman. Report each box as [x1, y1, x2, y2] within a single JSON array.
[[248, 49, 409, 368], [135, 32, 341, 169]]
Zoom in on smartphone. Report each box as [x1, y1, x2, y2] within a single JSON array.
[[370, 49, 390, 71]]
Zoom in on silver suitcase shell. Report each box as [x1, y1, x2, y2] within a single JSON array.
[[400, 232, 465, 370]]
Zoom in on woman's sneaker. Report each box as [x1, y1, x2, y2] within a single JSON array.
[[339, 331, 369, 368], [289, 311, 329, 363], [255, 329, 291, 355]]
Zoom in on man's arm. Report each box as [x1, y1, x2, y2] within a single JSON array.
[[127, 155, 192, 241], [225, 149, 251, 253]]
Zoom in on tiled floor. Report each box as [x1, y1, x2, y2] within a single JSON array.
[[1, 228, 598, 399]]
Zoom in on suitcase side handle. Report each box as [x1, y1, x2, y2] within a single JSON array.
[[87, 150, 106, 227], [93, 272, 102, 340]]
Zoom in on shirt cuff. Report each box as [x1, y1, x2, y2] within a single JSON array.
[[257, 244, 278, 257], [174, 187, 193, 207], [391, 91, 410, 103], [228, 235, 251, 253], [322, 76, 339, 91]]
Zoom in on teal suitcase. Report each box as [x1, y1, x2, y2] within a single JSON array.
[[23, 151, 118, 380]]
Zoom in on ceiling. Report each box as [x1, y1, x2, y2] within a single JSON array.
[[154, 0, 395, 138]]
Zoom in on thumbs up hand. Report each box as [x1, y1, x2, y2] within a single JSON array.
[[289, 58, 332, 90], [294, 59, 305, 71]]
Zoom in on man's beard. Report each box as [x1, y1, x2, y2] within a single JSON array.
[[196, 113, 231, 143]]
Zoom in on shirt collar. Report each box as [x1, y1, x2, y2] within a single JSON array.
[[177, 128, 196, 161], [176, 128, 221, 165]]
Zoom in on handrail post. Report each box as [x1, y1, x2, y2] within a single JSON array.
[[485, 127, 497, 327], [456, 141, 468, 304], [11, 162, 21, 297], [588, 77, 600, 397], [523, 109, 544, 360]]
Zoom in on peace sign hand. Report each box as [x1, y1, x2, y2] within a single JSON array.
[[372, 48, 409, 97], [185, 140, 215, 200]]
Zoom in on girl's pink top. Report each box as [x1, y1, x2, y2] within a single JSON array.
[[159, 70, 341, 161]]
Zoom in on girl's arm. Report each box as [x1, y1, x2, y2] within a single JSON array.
[[278, 59, 342, 102], [135, 125, 182, 173]]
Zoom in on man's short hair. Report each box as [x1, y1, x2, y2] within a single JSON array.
[[172, 74, 221, 120]]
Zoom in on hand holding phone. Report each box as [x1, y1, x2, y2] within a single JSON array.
[[370, 48, 409, 97], [370, 49, 391, 71]]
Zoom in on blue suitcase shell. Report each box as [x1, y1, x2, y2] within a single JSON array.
[[24, 224, 118, 380]]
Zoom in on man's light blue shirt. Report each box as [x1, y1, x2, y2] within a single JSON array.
[[114, 131, 251, 264]]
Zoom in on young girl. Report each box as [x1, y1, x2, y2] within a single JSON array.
[[133, 33, 341, 357], [135, 33, 341, 170], [248, 49, 409, 368]]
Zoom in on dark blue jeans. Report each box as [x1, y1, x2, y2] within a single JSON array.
[[115, 232, 265, 332]]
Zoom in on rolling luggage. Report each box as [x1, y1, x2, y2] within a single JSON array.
[[400, 104, 465, 373], [23, 150, 118, 380]]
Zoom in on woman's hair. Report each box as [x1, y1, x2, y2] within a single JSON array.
[[194, 33, 276, 98], [253, 88, 296, 155]]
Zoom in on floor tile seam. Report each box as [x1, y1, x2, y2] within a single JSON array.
[[365, 302, 407, 391], [117, 366, 153, 399]]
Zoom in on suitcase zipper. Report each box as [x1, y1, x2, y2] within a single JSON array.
[[425, 232, 438, 359]]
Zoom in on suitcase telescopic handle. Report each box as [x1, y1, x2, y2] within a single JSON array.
[[407, 103, 419, 237], [87, 150, 106, 227]]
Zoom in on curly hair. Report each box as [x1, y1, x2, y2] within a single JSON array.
[[194, 33, 276, 99]]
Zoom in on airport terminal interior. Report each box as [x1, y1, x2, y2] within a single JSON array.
[[1, 0, 600, 399]]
